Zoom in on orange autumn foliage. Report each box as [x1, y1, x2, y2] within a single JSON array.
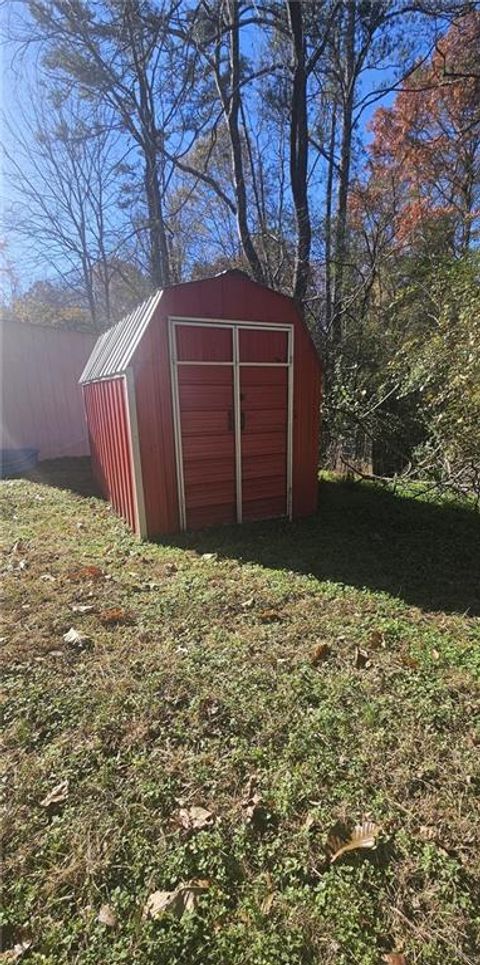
[[352, 12, 480, 252]]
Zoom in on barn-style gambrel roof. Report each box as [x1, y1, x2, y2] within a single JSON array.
[[80, 290, 162, 384]]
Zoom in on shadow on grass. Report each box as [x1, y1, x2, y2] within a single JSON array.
[[168, 480, 480, 617], [13, 459, 479, 616], [19, 457, 102, 499]]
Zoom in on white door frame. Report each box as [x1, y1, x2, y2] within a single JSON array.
[[168, 317, 294, 531]]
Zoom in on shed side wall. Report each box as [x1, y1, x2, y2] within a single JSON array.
[[133, 275, 321, 537], [82, 378, 137, 532], [130, 314, 179, 536]]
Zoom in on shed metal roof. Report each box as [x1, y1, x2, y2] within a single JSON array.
[[79, 289, 162, 384]]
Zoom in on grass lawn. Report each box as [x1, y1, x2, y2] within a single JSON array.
[[2, 465, 480, 964]]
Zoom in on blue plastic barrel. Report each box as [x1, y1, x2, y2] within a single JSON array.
[[0, 448, 39, 478]]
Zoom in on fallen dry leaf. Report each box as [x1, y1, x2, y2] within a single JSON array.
[[260, 892, 275, 916], [178, 805, 214, 832], [258, 609, 282, 623], [242, 788, 272, 830], [98, 904, 117, 928], [243, 774, 257, 798], [243, 790, 262, 819], [241, 598, 255, 610], [201, 553, 216, 561], [400, 654, 419, 670], [181, 880, 210, 911], [143, 880, 209, 920], [143, 890, 181, 919], [383, 955, 407, 965], [0, 941, 32, 961], [327, 820, 378, 863], [99, 608, 135, 627], [63, 627, 92, 650], [354, 647, 371, 669], [164, 562, 178, 575], [310, 642, 330, 666], [67, 565, 104, 582], [40, 780, 69, 809], [419, 825, 436, 841], [369, 629, 385, 649], [303, 813, 317, 832], [71, 603, 95, 614]]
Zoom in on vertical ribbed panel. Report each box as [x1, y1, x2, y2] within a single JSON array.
[[133, 275, 321, 536], [82, 378, 137, 533], [82, 274, 321, 539]]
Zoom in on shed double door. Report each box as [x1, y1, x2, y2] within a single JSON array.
[[170, 319, 293, 531]]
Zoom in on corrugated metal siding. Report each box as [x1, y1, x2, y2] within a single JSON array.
[[80, 290, 162, 383], [1, 321, 95, 460], [132, 315, 180, 536], [240, 362, 288, 522], [179, 362, 236, 529], [82, 378, 137, 532], [132, 274, 321, 537], [82, 273, 321, 538]]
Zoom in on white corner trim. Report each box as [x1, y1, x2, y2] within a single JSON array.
[[287, 326, 294, 521], [232, 325, 243, 524], [168, 318, 187, 530], [124, 368, 148, 539]]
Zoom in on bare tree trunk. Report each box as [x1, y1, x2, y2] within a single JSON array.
[[460, 140, 477, 253], [125, 3, 170, 288], [240, 100, 272, 285], [332, 0, 356, 342], [144, 143, 170, 288], [325, 104, 337, 333], [225, 0, 265, 282], [287, 0, 311, 302]]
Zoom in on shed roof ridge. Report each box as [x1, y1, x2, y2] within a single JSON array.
[[79, 288, 162, 384]]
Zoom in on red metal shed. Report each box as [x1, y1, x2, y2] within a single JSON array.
[[80, 272, 321, 538]]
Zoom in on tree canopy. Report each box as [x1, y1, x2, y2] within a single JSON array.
[[1, 0, 479, 494]]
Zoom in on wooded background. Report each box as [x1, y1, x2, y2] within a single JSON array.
[[1, 1, 479, 495]]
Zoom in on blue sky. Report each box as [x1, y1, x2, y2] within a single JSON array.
[[0, 5, 444, 295]]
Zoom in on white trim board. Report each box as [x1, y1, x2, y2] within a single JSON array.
[[168, 319, 187, 530], [124, 368, 148, 539], [232, 325, 243, 524], [169, 315, 293, 332]]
